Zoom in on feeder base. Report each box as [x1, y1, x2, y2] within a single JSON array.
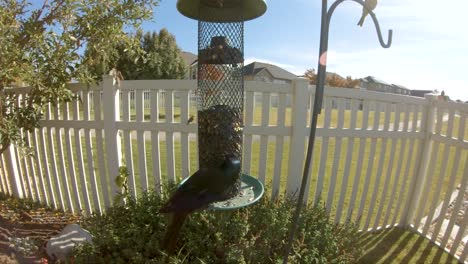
[[209, 174, 264, 211]]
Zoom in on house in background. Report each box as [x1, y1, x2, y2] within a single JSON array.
[[411, 89, 433, 98], [359, 76, 411, 95], [243, 62, 297, 84], [391, 84, 411, 95], [180, 51, 197, 80]]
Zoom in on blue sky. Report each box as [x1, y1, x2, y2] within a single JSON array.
[[143, 0, 468, 101]]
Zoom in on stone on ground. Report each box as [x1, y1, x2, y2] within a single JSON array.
[[46, 224, 92, 262]]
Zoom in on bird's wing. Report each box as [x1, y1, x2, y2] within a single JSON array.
[[177, 168, 220, 192]]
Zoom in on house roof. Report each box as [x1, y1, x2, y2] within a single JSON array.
[[362, 76, 391, 86], [180, 51, 197, 66], [243, 62, 297, 81], [391, 84, 410, 91], [411, 89, 433, 97]]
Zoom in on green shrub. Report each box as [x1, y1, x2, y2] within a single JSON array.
[[73, 191, 362, 263]]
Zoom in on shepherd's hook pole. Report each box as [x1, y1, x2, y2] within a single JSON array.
[[283, 0, 392, 263]]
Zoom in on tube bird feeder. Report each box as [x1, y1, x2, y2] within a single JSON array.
[[177, 0, 266, 209]]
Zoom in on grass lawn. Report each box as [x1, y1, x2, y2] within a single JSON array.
[[358, 228, 460, 264]]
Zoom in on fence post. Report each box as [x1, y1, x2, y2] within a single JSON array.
[[286, 78, 309, 196], [3, 145, 23, 198], [402, 94, 438, 227], [102, 75, 122, 204]]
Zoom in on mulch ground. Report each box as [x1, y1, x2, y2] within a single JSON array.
[[0, 198, 83, 264]]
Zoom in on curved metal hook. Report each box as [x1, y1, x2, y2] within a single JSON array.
[[327, 0, 392, 48]]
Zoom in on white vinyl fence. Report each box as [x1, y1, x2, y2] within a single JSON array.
[[1, 76, 468, 262]]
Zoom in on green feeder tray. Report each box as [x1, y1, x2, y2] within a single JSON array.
[[209, 174, 264, 211], [178, 174, 264, 211]]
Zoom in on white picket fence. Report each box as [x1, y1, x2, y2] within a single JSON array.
[[1, 76, 468, 262]]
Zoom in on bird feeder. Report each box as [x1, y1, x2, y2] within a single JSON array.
[[177, 0, 266, 210]]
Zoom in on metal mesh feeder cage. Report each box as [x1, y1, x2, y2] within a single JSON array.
[[177, 0, 266, 210]]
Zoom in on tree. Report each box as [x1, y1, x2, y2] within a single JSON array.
[[85, 29, 186, 80], [304, 69, 360, 88], [0, 0, 158, 154]]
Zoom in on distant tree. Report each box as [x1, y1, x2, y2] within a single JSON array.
[[0, 0, 158, 155], [304, 69, 360, 88], [85, 29, 186, 80]]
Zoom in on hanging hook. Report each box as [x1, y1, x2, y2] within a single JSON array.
[[327, 0, 393, 48]]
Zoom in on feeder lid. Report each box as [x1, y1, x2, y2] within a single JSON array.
[[199, 36, 243, 64], [177, 0, 267, 22]]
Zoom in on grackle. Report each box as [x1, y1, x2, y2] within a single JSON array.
[[159, 155, 241, 254]]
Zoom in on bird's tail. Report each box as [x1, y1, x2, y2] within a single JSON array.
[[162, 212, 188, 255], [357, 15, 366, 26]]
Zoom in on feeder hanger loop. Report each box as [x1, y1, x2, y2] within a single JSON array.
[[283, 1, 393, 263], [328, 0, 393, 49]]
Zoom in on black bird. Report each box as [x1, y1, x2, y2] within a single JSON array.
[[160, 155, 241, 253]]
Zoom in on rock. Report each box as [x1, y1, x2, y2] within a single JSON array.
[[46, 224, 92, 262]]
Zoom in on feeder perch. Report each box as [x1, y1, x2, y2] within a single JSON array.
[[177, 0, 267, 209]]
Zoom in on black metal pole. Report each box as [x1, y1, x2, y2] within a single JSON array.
[[282, 0, 328, 263], [283, 1, 393, 262]]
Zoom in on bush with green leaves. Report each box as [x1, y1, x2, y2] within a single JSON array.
[[0, 0, 159, 155], [73, 191, 362, 263]]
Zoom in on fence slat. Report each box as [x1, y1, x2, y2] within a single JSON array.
[[286, 79, 308, 197], [374, 103, 400, 229], [314, 97, 332, 205], [55, 102, 75, 212], [431, 112, 466, 242], [326, 98, 345, 214], [165, 91, 176, 183], [73, 93, 93, 214], [103, 76, 122, 201], [392, 104, 416, 226], [64, 126, 82, 212], [2, 148, 19, 197], [414, 105, 444, 229], [357, 101, 381, 228], [13, 95, 28, 198], [0, 156, 8, 194], [26, 131, 41, 202], [150, 90, 162, 193], [347, 100, 370, 221], [258, 92, 271, 183], [335, 99, 357, 223], [19, 131, 34, 199], [271, 93, 287, 199], [94, 91, 110, 209], [136, 89, 148, 192], [242, 91, 255, 175], [365, 102, 391, 230], [180, 91, 191, 180], [20, 131, 34, 199], [385, 103, 407, 227], [403, 95, 437, 226], [46, 125, 65, 210], [83, 90, 102, 214], [122, 90, 137, 198], [38, 125, 56, 208], [446, 154, 468, 255], [422, 108, 455, 235]]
